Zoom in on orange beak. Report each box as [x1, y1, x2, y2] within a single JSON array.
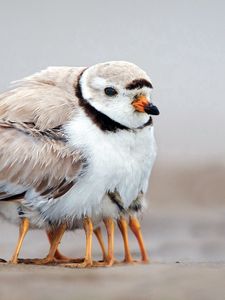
[[132, 95, 150, 113], [132, 95, 160, 115]]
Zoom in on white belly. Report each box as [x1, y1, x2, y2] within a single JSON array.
[[25, 113, 157, 224]]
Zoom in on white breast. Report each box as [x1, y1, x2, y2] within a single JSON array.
[[25, 111, 157, 224], [65, 111, 155, 212]]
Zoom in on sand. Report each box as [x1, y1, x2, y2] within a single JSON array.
[[0, 263, 225, 300]]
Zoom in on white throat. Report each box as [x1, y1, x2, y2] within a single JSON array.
[[79, 68, 151, 129]]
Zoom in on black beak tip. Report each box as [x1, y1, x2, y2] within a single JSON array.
[[144, 104, 160, 115]]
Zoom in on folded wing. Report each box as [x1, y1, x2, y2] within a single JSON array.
[[0, 66, 84, 129], [0, 121, 84, 201]]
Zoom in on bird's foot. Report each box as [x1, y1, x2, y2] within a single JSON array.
[[0, 258, 7, 263], [17, 256, 56, 265], [138, 255, 150, 264], [113, 256, 150, 265], [120, 257, 150, 265], [62, 258, 92, 268], [118, 259, 139, 265], [53, 252, 84, 263], [18, 256, 84, 265], [54, 257, 84, 264], [9, 256, 20, 264], [141, 258, 150, 264], [93, 257, 117, 267]]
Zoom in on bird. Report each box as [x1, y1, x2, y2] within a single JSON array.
[[0, 61, 159, 267]]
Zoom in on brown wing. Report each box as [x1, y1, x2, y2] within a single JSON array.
[[0, 121, 84, 201], [0, 66, 85, 129]]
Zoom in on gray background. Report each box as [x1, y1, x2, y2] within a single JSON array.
[[0, 0, 224, 164]]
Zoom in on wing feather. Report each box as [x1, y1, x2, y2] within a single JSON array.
[[0, 121, 84, 201], [0, 66, 85, 129]]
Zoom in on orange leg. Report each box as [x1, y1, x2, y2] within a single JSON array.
[[94, 227, 107, 261], [63, 217, 93, 268], [104, 217, 115, 266], [94, 217, 115, 267], [47, 229, 66, 260], [22, 223, 67, 265], [10, 217, 30, 264], [47, 227, 107, 264], [117, 216, 134, 263], [45, 229, 83, 263], [129, 216, 149, 263]]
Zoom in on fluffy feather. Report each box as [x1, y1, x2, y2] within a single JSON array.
[[0, 61, 157, 231]]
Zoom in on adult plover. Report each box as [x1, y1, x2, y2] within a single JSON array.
[[0, 61, 159, 267]]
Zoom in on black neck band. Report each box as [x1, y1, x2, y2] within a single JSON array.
[[75, 70, 152, 133]]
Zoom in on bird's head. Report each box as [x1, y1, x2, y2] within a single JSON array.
[[77, 61, 159, 129]]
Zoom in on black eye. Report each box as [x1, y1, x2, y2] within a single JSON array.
[[104, 87, 118, 97]]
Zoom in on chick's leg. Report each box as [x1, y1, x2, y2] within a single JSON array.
[[47, 229, 83, 263], [47, 229, 68, 261], [63, 217, 93, 268], [129, 216, 149, 263], [22, 223, 67, 265], [48, 225, 106, 264], [104, 217, 115, 266], [117, 216, 134, 263], [94, 227, 107, 261], [94, 217, 115, 267], [10, 217, 30, 264]]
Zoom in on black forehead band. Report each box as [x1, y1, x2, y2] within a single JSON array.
[[125, 79, 153, 90]]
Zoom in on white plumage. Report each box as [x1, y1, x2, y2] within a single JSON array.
[[0, 61, 159, 266]]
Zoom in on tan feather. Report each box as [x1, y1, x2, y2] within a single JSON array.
[[0, 66, 85, 129], [0, 121, 84, 200]]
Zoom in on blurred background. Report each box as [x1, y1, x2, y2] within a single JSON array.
[[0, 0, 224, 263]]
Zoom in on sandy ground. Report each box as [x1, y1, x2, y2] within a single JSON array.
[[0, 164, 225, 299], [1, 263, 225, 300]]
